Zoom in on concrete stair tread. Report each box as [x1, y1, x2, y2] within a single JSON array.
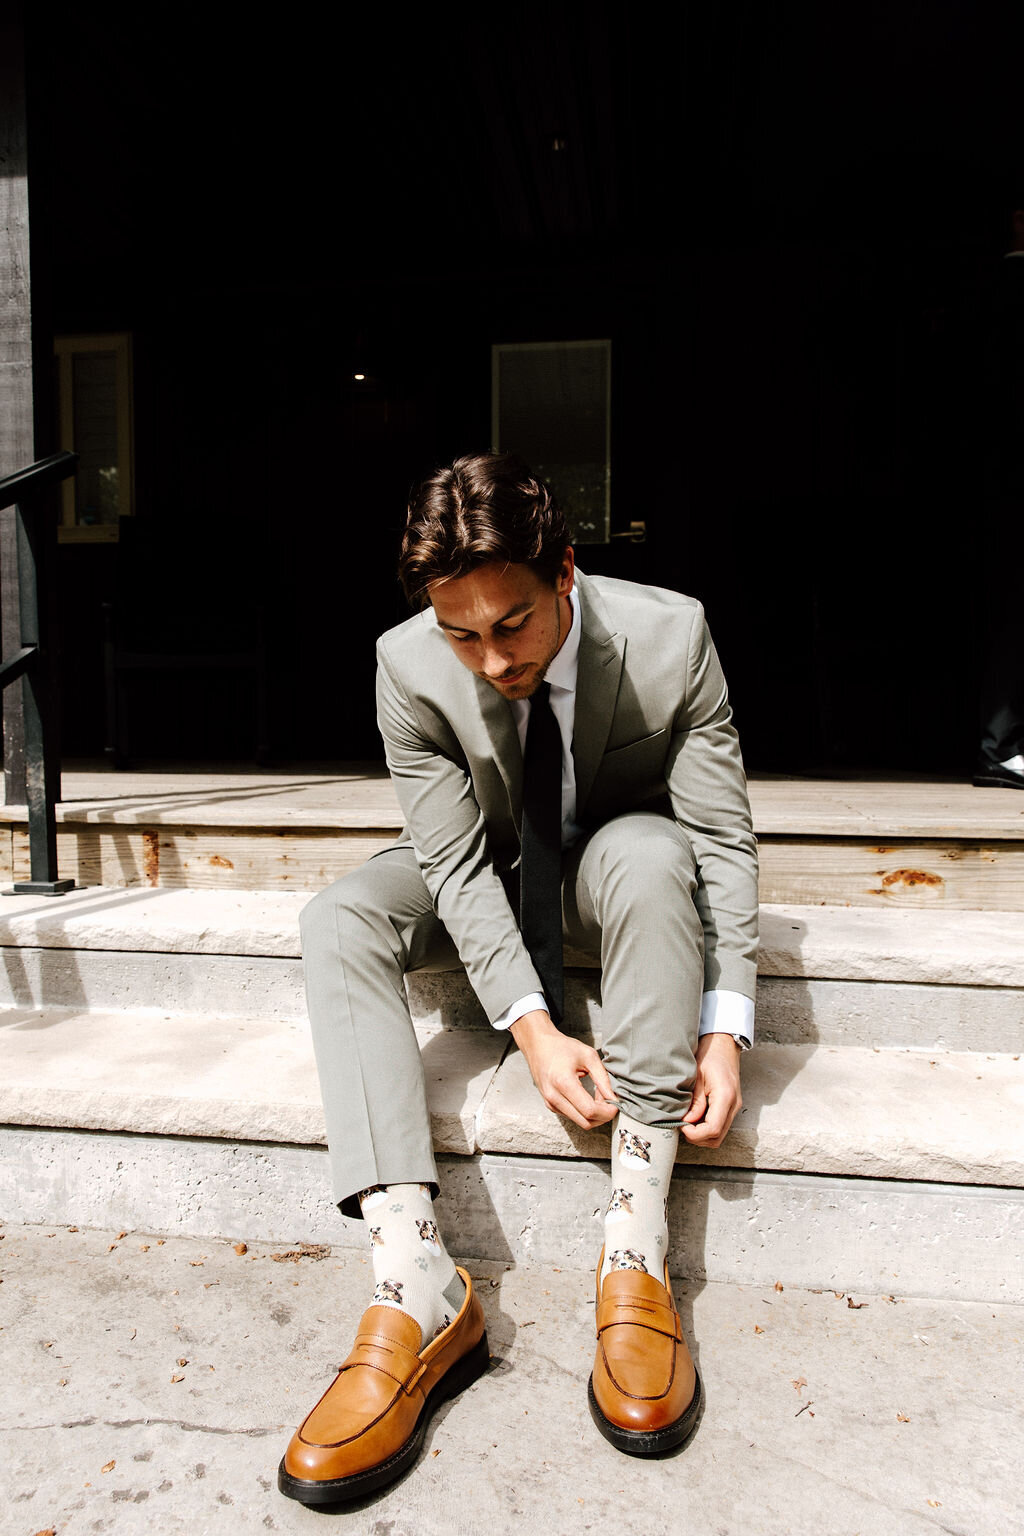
[[2, 1005, 1020, 1186], [2, 885, 1022, 986], [0, 1006, 503, 1155], [480, 1045, 1024, 1186]]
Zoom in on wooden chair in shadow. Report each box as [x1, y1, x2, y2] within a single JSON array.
[[102, 517, 269, 767]]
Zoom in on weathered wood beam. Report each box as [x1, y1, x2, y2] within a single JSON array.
[[0, 4, 31, 804]]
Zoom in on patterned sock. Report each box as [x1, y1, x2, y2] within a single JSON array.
[[358, 1183, 466, 1347], [601, 1111, 679, 1286]]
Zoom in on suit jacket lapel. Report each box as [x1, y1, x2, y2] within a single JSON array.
[[573, 572, 624, 816]]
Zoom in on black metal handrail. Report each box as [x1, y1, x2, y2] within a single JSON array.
[[0, 450, 78, 896]]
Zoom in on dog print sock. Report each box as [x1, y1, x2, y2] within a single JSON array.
[[601, 1111, 679, 1286], [358, 1183, 466, 1347]]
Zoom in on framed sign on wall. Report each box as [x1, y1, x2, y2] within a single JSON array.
[[54, 332, 134, 542], [491, 338, 611, 544]]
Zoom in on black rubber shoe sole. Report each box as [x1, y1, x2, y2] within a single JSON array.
[[973, 766, 1024, 790], [277, 1331, 490, 1506], [587, 1368, 702, 1456]]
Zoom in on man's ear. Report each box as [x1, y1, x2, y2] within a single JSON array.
[[556, 546, 576, 596]]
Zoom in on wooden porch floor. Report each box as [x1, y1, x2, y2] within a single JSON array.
[[2, 763, 1018, 838], [0, 765, 1021, 906]]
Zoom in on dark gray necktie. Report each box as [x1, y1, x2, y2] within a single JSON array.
[[519, 682, 564, 1024]]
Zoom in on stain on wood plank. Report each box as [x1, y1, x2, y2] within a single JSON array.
[[9, 821, 1023, 910], [142, 830, 159, 886], [757, 838, 1024, 911], [12, 826, 398, 892]]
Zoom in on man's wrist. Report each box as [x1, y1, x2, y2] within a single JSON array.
[[699, 989, 754, 1050], [492, 991, 548, 1031], [509, 1007, 557, 1047]]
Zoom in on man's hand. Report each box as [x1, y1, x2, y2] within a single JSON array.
[[681, 1033, 742, 1147], [509, 1009, 619, 1131]]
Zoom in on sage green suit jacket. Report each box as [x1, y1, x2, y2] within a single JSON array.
[[375, 568, 759, 1023]]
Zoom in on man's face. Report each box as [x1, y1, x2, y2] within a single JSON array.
[[430, 551, 575, 700]]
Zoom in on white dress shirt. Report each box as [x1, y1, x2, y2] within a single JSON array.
[[492, 586, 754, 1048]]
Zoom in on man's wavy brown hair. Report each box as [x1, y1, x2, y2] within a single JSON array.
[[399, 453, 569, 608]]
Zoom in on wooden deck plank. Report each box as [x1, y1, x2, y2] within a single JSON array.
[[1, 770, 1022, 839], [12, 824, 1024, 907], [757, 838, 1024, 911], [11, 827, 397, 892]]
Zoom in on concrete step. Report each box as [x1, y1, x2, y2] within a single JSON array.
[[1, 887, 1021, 1049], [3, 885, 1021, 1300], [3, 1006, 1020, 1187], [2, 1001, 1022, 1302]]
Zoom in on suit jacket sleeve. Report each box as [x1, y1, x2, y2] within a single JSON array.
[[375, 638, 545, 1020], [665, 608, 759, 1001]]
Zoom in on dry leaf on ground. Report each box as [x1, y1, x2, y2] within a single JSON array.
[[101, 1460, 115, 1474], [270, 1243, 331, 1263], [233, 1242, 248, 1255]]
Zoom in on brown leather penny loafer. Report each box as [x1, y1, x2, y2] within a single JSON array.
[[278, 1267, 488, 1504], [589, 1255, 701, 1455]]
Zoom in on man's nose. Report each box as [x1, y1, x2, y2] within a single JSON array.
[[480, 642, 514, 677]]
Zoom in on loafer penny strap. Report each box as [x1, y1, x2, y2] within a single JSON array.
[[596, 1294, 683, 1342], [345, 1329, 428, 1394]]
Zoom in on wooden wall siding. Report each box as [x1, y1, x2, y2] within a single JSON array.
[[756, 839, 1024, 912], [10, 827, 398, 892], [7, 822, 1024, 909], [0, 13, 31, 799]]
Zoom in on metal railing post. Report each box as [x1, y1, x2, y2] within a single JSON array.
[[0, 450, 78, 896]]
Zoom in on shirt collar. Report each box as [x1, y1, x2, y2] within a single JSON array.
[[544, 585, 581, 694]]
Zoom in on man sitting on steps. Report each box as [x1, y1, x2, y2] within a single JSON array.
[[278, 452, 759, 1504]]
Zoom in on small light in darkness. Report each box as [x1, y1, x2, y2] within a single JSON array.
[[353, 373, 366, 381]]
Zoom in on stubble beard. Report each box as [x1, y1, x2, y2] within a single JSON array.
[[483, 592, 567, 701], [485, 664, 542, 701]]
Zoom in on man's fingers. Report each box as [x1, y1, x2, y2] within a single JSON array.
[[682, 1085, 708, 1125], [550, 1070, 616, 1128], [682, 1087, 740, 1146], [548, 1085, 602, 1131], [585, 1050, 619, 1107], [681, 1118, 719, 1145]]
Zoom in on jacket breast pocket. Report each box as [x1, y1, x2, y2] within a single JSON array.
[[586, 729, 669, 818]]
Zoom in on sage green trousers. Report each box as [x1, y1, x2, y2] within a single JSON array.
[[301, 811, 704, 1217]]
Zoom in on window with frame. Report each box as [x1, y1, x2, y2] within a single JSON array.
[[54, 332, 134, 542]]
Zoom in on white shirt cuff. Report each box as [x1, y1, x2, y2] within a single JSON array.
[[699, 989, 754, 1049], [492, 991, 548, 1030]]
